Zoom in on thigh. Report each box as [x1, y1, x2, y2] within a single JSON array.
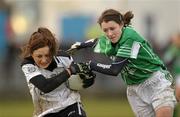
[[175, 86, 180, 102], [151, 71, 176, 116], [127, 86, 155, 117], [175, 75, 180, 101], [151, 73, 176, 110], [155, 106, 174, 117]]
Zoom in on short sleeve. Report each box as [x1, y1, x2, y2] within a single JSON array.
[[117, 39, 141, 59], [21, 64, 41, 82]]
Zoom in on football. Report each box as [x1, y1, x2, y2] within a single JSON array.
[[66, 74, 84, 91]]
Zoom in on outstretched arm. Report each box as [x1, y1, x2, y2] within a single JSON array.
[[77, 38, 98, 49], [72, 38, 98, 49], [67, 38, 98, 55], [89, 56, 128, 76]]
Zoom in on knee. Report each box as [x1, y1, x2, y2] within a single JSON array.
[[175, 86, 180, 101], [155, 106, 174, 117]]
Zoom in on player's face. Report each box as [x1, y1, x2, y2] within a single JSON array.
[[32, 46, 52, 69], [101, 21, 123, 43]]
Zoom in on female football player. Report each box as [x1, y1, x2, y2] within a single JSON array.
[[20, 27, 95, 117], [71, 9, 177, 117]]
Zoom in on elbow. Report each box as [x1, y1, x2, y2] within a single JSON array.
[[110, 64, 123, 76], [111, 70, 120, 76]]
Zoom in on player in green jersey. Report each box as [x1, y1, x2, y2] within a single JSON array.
[[71, 9, 177, 117]]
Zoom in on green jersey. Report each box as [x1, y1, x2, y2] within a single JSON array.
[[94, 27, 166, 85]]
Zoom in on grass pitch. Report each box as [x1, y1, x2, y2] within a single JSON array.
[[1, 97, 180, 117], [0, 97, 134, 117]]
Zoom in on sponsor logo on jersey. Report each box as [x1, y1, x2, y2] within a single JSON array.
[[27, 66, 36, 73], [97, 63, 111, 69]]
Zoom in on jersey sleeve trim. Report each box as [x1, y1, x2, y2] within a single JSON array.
[[117, 41, 141, 59], [130, 41, 141, 59]]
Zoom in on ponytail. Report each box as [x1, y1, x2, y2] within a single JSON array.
[[123, 11, 134, 26]]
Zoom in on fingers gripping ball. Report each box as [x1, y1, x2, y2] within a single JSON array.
[[79, 72, 96, 88], [78, 62, 91, 74]]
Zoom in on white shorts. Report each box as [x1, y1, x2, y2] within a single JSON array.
[[127, 70, 177, 117]]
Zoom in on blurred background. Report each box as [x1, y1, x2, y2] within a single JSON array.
[[0, 0, 179, 117]]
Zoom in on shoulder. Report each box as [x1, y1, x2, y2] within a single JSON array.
[[21, 57, 35, 67], [122, 27, 145, 43], [97, 35, 109, 44], [21, 58, 41, 81], [123, 26, 137, 36]]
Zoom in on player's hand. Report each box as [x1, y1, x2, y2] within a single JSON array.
[[70, 38, 97, 50], [79, 72, 96, 88], [69, 62, 91, 75], [71, 42, 81, 49], [66, 42, 81, 55]]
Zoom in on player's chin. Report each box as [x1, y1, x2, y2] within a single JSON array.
[[39, 64, 50, 69], [111, 39, 118, 43]]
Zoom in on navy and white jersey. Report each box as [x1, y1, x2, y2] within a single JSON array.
[[21, 52, 81, 117]]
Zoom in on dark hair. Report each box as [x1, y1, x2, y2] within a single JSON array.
[[21, 27, 58, 58], [98, 9, 134, 27]]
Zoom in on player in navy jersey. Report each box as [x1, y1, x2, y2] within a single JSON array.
[[20, 27, 95, 117]]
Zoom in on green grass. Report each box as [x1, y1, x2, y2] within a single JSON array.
[[0, 99, 33, 117], [1, 97, 180, 117], [0, 97, 133, 117], [83, 97, 134, 117]]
